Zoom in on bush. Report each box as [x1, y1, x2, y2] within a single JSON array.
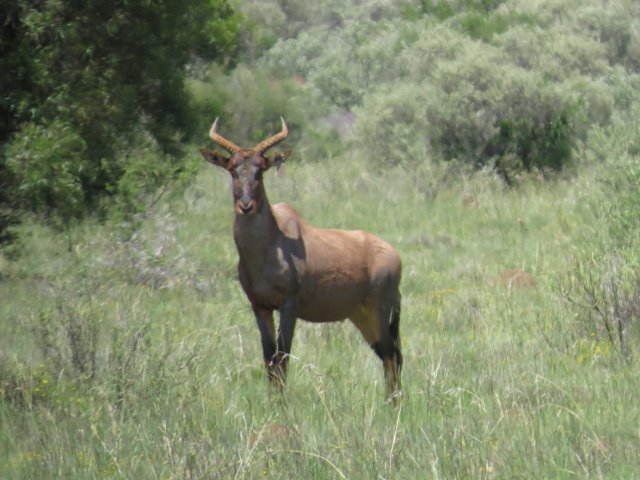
[[560, 256, 640, 360], [192, 65, 309, 153], [349, 82, 430, 166], [418, 0, 506, 19], [496, 25, 609, 81], [559, 150, 640, 361], [5, 121, 88, 224], [0, 0, 240, 230], [600, 155, 640, 251], [208, 65, 353, 163], [110, 131, 200, 227], [352, 30, 581, 179], [582, 5, 640, 71], [237, 0, 351, 50], [5, 122, 197, 230], [261, 9, 412, 110], [252, 0, 638, 181], [22, 265, 181, 408]]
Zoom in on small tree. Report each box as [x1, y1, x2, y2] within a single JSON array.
[[0, 0, 240, 233]]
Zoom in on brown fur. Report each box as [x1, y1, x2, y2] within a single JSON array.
[[200, 119, 403, 400]]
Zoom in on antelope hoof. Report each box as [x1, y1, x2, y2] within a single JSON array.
[[385, 388, 404, 406]]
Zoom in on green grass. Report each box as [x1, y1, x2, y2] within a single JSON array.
[[1, 156, 639, 478]]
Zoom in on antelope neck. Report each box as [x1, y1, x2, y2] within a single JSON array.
[[233, 198, 277, 261]]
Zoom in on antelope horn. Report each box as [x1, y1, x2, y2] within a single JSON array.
[[252, 117, 288, 154], [209, 118, 243, 153]]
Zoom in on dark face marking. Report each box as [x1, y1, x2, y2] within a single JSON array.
[[229, 153, 267, 216], [200, 142, 291, 216]]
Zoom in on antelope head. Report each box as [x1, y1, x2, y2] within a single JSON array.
[[200, 118, 291, 216]]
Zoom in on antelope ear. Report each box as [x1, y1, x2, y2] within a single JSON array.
[[265, 149, 292, 171], [199, 147, 229, 168]]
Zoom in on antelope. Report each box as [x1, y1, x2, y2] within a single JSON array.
[[199, 118, 403, 400]]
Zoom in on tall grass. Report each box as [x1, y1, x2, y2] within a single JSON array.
[[4, 0, 640, 477], [2, 153, 640, 478]]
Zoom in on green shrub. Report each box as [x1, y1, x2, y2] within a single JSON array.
[[190, 62, 346, 162], [418, 0, 505, 19], [183, 0, 635, 190], [262, 11, 412, 110], [5, 122, 198, 231], [196, 65, 308, 149], [496, 25, 610, 81], [5, 121, 88, 224], [23, 266, 178, 407], [574, 3, 640, 71], [560, 256, 640, 360], [601, 156, 640, 251], [352, 32, 581, 179], [488, 108, 574, 177], [186, 66, 229, 140], [0, 0, 240, 231], [459, 10, 513, 41], [237, 0, 351, 43], [263, 30, 332, 81], [559, 149, 640, 361], [233, 1, 287, 61], [111, 137, 198, 227], [349, 82, 430, 166], [304, 26, 371, 109]]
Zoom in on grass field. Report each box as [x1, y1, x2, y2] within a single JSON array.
[[2, 153, 639, 479], [3, 0, 640, 477]]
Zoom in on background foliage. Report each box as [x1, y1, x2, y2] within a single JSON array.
[[0, 0, 240, 230]]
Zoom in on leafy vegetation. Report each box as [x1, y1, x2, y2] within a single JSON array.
[[0, 0, 240, 229], [2, 0, 640, 477], [256, 0, 638, 179]]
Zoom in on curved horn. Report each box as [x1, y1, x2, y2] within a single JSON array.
[[209, 118, 243, 154], [252, 117, 288, 154]]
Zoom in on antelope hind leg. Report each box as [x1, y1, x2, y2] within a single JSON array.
[[349, 302, 403, 403]]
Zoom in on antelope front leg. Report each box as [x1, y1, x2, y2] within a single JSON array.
[[253, 308, 282, 386], [274, 297, 298, 385]]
